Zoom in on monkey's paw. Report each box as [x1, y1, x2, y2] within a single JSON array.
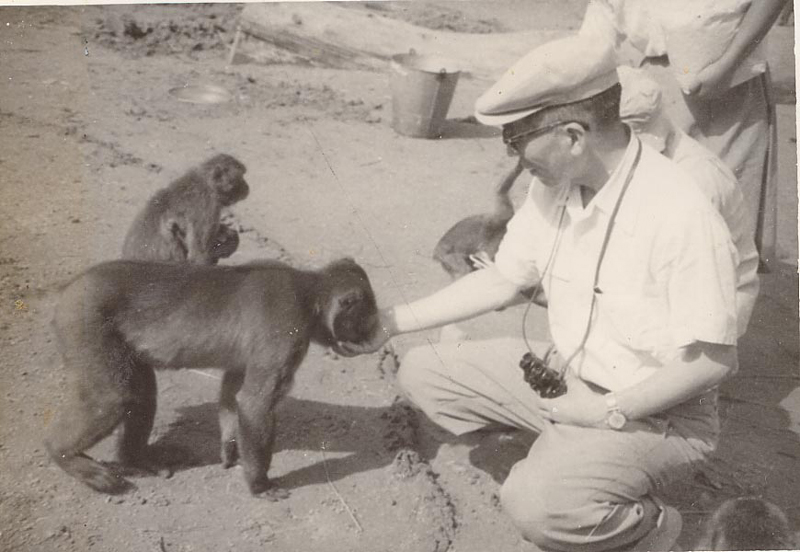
[[116, 461, 174, 480], [257, 487, 291, 501], [249, 480, 290, 501], [86, 464, 135, 495], [221, 440, 239, 469]]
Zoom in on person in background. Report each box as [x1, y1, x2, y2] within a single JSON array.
[[580, 0, 789, 270], [339, 35, 740, 552], [618, 65, 760, 336]]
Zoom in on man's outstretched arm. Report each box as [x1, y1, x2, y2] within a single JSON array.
[[336, 265, 527, 356]]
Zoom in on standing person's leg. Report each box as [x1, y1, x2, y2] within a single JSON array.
[[500, 391, 719, 552], [397, 337, 551, 436]]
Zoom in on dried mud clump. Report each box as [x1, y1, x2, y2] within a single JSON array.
[[392, 448, 425, 479], [90, 6, 241, 57], [351, 2, 503, 34], [376, 343, 400, 379], [382, 396, 418, 453], [420, 481, 458, 552]]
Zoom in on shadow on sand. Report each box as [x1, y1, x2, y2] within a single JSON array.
[[148, 396, 412, 492]]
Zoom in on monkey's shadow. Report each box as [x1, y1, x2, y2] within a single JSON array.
[[149, 397, 402, 491], [149, 396, 534, 491]]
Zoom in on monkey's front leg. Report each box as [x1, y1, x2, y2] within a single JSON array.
[[219, 370, 244, 468], [235, 380, 289, 500]]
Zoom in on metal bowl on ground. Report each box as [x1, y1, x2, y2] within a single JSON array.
[[168, 84, 232, 104]]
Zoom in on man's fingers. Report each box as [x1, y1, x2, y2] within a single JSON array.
[[469, 252, 494, 270], [537, 402, 558, 420], [332, 341, 367, 357], [333, 338, 387, 357], [681, 74, 702, 96]]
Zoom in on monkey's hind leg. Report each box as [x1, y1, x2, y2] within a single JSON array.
[[116, 362, 158, 472], [45, 372, 132, 494], [45, 333, 146, 494]]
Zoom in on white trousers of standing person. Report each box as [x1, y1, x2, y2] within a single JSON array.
[[397, 337, 719, 552]]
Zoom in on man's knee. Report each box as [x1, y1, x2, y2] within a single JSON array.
[[500, 460, 659, 552], [396, 345, 439, 402], [499, 460, 606, 552], [500, 462, 562, 549]]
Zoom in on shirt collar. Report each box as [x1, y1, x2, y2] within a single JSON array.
[[562, 129, 641, 230], [591, 128, 639, 215]]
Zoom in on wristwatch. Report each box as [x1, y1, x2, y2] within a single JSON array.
[[604, 392, 627, 430]]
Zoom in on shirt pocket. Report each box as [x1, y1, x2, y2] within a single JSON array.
[[597, 291, 670, 356]]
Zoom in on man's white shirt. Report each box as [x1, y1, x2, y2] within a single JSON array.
[[495, 137, 739, 392]]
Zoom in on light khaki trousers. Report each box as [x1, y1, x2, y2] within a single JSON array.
[[397, 338, 719, 552]]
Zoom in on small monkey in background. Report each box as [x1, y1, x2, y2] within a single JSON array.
[[696, 496, 795, 551], [122, 153, 249, 265]]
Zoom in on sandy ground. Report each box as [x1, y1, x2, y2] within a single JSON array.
[[0, 3, 797, 552]]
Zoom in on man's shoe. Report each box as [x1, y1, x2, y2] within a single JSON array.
[[635, 504, 683, 551]]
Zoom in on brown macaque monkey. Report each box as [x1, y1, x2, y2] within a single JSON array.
[[433, 162, 523, 281], [122, 153, 249, 265], [210, 222, 240, 262], [696, 497, 795, 551], [45, 258, 379, 498], [432, 161, 547, 307]]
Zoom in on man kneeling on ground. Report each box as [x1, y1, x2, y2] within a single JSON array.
[[340, 35, 742, 552]]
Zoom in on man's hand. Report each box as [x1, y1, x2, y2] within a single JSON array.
[[468, 251, 495, 270], [537, 374, 608, 428], [334, 308, 394, 357], [683, 0, 788, 99], [682, 61, 737, 99]]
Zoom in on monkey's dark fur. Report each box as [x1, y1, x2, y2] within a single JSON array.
[[433, 162, 521, 280], [696, 497, 795, 551], [122, 154, 249, 265], [45, 258, 378, 498]]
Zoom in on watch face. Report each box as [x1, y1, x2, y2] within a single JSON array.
[[608, 411, 626, 430]]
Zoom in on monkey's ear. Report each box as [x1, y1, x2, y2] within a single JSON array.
[[336, 257, 359, 271]]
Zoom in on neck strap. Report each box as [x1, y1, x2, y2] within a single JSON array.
[[560, 139, 643, 374]]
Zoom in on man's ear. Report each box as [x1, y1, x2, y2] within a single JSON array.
[[563, 122, 587, 155]]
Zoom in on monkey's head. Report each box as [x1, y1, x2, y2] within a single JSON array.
[[697, 497, 794, 551], [203, 153, 250, 206], [316, 258, 379, 347]]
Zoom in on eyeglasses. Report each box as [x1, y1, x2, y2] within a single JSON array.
[[503, 121, 588, 153]]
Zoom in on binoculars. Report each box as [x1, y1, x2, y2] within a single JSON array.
[[519, 351, 568, 398]]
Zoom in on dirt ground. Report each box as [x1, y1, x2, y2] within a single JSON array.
[[0, 3, 797, 552]]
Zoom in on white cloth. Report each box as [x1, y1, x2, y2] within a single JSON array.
[[580, 0, 768, 89], [672, 131, 760, 336], [494, 135, 738, 392]]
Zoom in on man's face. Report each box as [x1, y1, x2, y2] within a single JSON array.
[[503, 120, 581, 187]]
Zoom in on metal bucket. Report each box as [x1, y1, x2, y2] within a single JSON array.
[[389, 50, 461, 139]]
